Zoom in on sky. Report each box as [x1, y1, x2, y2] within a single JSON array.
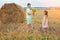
[[0, 0, 60, 8]]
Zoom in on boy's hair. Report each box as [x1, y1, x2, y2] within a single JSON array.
[[27, 3, 31, 6]]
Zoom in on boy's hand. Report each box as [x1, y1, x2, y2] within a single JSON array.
[[28, 11, 33, 15], [28, 11, 32, 15], [28, 13, 31, 15]]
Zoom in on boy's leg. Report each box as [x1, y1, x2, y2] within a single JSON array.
[[26, 17, 32, 32], [26, 24, 31, 30]]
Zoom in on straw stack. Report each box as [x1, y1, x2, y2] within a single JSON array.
[[0, 3, 26, 24]]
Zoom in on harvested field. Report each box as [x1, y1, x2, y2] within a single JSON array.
[[0, 4, 60, 40]]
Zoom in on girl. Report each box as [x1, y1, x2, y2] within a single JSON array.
[[42, 10, 48, 32]]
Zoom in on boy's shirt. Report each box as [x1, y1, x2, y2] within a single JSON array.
[[26, 8, 32, 18]]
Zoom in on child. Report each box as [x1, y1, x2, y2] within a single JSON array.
[[26, 3, 32, 31], [42, 10, 48, 32]]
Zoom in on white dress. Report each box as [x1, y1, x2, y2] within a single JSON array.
[[42, 15, 48, 28]]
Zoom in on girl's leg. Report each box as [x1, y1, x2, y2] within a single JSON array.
[[42, 27, 48, 32]]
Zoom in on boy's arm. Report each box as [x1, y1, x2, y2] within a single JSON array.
[[28, 10, 33, 15], [26, 9, 32, 15]]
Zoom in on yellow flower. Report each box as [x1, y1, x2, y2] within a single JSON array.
[[32, 8, 36, 12]]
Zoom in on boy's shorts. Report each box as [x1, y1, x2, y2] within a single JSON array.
[[26, 17, 32, 24]]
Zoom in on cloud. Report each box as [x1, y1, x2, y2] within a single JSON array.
[[0, 0, 60, 8]]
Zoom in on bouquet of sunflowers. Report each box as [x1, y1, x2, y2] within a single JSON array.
[[32, 8, 37, 15]]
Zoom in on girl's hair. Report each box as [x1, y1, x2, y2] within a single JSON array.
[[44, 10, 48, 17]]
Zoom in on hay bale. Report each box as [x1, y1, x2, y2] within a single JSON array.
[[0, 10, 2, 20], [0, 10, 2, 26], [0, 3, 26, 33], [0, 3, 26, 24]]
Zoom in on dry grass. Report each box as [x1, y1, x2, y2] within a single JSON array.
[[0, 9, 60, 40]]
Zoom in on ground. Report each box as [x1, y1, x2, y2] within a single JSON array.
[[0, 9, 60, 40]]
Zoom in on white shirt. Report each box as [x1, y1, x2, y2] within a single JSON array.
[[26, 8, 31, 18]]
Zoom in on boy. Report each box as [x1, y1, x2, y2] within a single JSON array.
[[26, 3, 32, 31]]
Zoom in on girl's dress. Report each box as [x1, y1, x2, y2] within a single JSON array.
[[42, 15, 48, 28]]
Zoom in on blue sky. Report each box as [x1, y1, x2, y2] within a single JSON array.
[[0, 0, 60, 8]]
